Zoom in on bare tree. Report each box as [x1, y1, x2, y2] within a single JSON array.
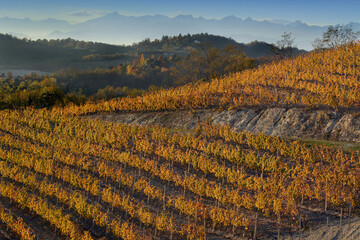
[[312, 24, 359, 50], [272, 32, 296, 59]]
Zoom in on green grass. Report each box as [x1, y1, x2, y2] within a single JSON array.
[[288, 137, 360, 152]]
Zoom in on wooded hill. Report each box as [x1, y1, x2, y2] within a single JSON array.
[[0, 33, 305, 71], [0, 34, 129, 71]]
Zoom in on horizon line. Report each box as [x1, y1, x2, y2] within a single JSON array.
[[0, 12, 334, 27]]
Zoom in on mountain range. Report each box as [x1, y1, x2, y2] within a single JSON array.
[[1, 12, 360, 50]]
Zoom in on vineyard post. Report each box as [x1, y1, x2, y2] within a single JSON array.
[[324, 185, 328, 211], [212, 216, 216, 232], [348, 201, 352, 229], [326, 216, 329, 228], [339, 208, 343, 228], [131, 177, 135, 197], [168, 158, 172, 173], [232, 205, 236, 235], [277, 212, 281, 240], [170, 211, 174, 240], [204, 217, 207, 240], [253, 211, 259, 240], [183, 172, 186, 197], [111, 187, 115, 213], [187, 215, 191, 240], [163, 185, 166, 212], [98, 181, 101, 203], [147, 179, 151, 204], [195, 199, 198, 224], [154, 208, 159, 237], [222, 160, 226, 185], [105, 209, 109, 237], [56, 188, 59, 206], [298, 212, 301, 240]]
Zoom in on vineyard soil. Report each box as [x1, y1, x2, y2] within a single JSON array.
[[285, 217, 360, 240]]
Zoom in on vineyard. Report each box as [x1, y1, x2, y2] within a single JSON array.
[[0, 43, 359, 239], [63, 42, 360, 115], [0, 107, 358, 239]]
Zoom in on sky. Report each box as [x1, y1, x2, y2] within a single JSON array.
[[0, 0, 359, 25]]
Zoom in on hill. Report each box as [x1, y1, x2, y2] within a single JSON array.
[[68, 42, 360, 115], [0, 34, 130, 71], [133, 33, 284, 58], [0, 33, 304, 72]]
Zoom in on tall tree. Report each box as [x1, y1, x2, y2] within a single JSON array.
[[171, 43, 254, 85]]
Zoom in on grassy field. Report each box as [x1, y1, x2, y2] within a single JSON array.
[[292, 137, 360, 152]]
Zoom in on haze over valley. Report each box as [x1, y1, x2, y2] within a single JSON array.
[[2, 12, 358, 50]]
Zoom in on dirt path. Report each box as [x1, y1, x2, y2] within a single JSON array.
[[285, 217, 360, 240]]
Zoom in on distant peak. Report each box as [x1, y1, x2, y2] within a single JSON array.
[[268, 19, 292, 25], [287, 20, 305, 27], [174, 14, 194, 19], [222, 15, 240, 21], [244, 17, 253, 22], [346, 22, 360, 27], [154, 14, 166, 17], [107, 11, 120, 17]]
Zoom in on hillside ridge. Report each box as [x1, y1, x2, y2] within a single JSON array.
[[88, 107, 360, 143]]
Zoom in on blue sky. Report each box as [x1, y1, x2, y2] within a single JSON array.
[[0, 0, 359, 25]]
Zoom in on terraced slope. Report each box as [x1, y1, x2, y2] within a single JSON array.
[[90, 107, 360, 143]]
